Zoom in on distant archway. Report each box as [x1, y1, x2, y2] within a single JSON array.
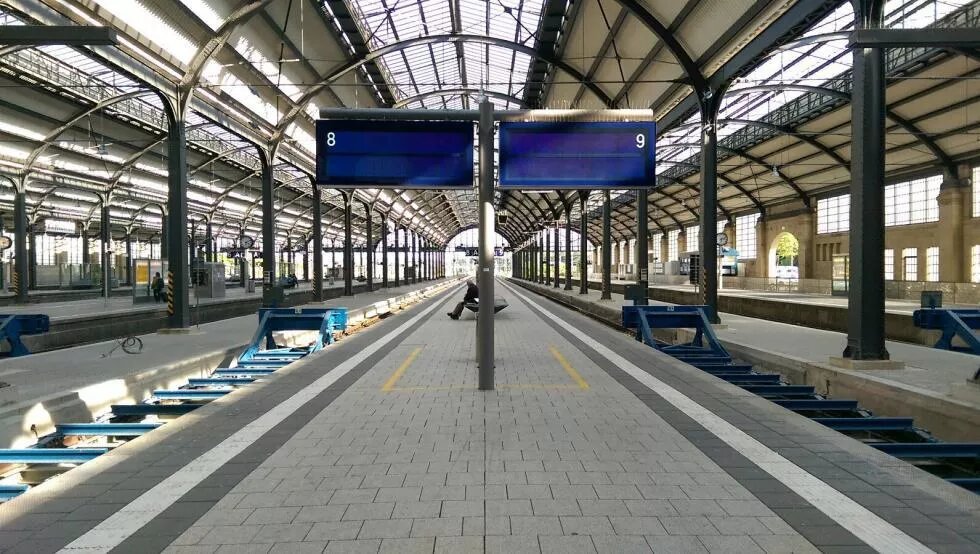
[[768, 232, 800, 280], [444, 229, 511, 278]]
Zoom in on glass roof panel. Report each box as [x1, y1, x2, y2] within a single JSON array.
[[340, 0, 545, 104]]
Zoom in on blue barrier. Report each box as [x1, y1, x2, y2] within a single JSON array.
[[0, 314, 49, 357], [56, 423, 162, 437], [239, 307, 348, 362], [622, 305, 725, 357], [912, 308, 980, 355]]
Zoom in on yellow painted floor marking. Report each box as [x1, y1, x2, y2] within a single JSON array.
[[550, 345, 590, 390], [382, 347, 422, 391]]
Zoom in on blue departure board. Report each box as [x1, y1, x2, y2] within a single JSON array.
[[498, 121, 656, 189], [316, 120, 474, 188]]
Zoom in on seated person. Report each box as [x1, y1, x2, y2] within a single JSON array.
[[447, 280, 479, 320]]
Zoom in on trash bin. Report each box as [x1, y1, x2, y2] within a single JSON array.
[[921, 290, 942, 309], [246, 279, 256, 293]]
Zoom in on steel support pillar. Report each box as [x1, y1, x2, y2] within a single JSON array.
[[205, 222, 213, 263], [160, 215, 168, 258], [579, 192, 589, 294], [166, 106, 190, 327], [125, 234, 133, 286], [636, 189, 649, 305], [239, 228, 247, 288], [545, 229, 551, 285], [538, 233, 545, 284], [381, 215, 389, 287], [699, 95, 721, 323], [27, 224, 36, 290], [12, 190, 27, 302], [101, 202, 110, 299], [343, 193, 353, 296], [601, 191, 612, 300], [411, 231, 418, 284], [393, 227, 400, 287], [845, 0, 889, 360], [364, 205, 374, 291], [312, 184, 324, 302], [564, 211, 573, 290], [553, 225, 560, 288], [82, 230, 89, 266], [259, 148, 276, 303], [477, 99, 495, 390]]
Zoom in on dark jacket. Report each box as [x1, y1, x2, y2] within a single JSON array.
[[463, 282, 479, 303]]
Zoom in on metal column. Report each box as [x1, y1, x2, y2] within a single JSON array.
[[545, 229, 551, 285], [381, 215, 389, 287], [82, 230, 89, 268], [239, 228, 247, 289], [477, 99, 495, 390], [636, 189, 649, 305], [101, 201, 110, 299], [601, 191, 612, 300], [845, 0, 889, 360], [166, 105, 190, 327], [364, 205, 374, 291], [13, 190, 27, 302], [27, 223, 36, 290], [343, 193, 353, 296], [553, 224, 560, 288], [205, 222, 213, 263], [579, 192, 588, 294], [411, 231, 418, 284], [125, 233, 133, 286], [259, 148, 276, 303], [312, 184, 324, 302], [160, 214, 168, 258], [699, 94, 720, 323], [564, 210, 573, 290], [539, 232, 545, 284], [393, 226, 400, 286]]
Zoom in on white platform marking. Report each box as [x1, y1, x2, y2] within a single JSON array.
[[60, 284, 456, 553], [505, 283, 933, 554]]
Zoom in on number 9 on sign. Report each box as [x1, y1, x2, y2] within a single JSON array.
[[635, 134, 645, 149]]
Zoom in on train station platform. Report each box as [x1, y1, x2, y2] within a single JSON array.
[[2, 279, 978, 553], [0, 280, 397, 353], [0, 279, 450, 449], [573, 278, 974, 348]]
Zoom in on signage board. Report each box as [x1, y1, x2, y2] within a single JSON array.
[[316, 120, 474, 188], [498, 121, 656, 189]]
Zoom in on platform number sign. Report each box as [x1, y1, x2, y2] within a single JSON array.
[[498, 121, 657, 189], [316, 119, 474, 188]]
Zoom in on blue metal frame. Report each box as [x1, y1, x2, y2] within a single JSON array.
[[812, 417, 915, 432], [0, 448, 107, 464], [912, 309, 980, 355], [188, 377, 256, 386], [56, 423, 161, 437], [152, 389, 230, 400], [622, 305, 724, 356], [111, 404, 199, 416], [872, 443, 980, 458], [772, 399, 859, 412], [239, 308, 348, 362], [0, 314, 49, 357], [0, 484, 28, 501]]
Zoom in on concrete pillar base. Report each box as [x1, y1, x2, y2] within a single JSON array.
[[828, 357, 904, 370]]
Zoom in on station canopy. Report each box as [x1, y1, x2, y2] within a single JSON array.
[[0, 0, 976, 249]]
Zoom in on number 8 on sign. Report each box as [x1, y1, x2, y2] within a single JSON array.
[[326, 132, 336, 147]]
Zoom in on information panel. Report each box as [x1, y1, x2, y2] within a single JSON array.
[[498, 121, 656, 189], [316, 120, 474, 188]]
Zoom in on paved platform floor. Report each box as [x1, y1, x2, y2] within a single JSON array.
[[1, 280, 978, 553]]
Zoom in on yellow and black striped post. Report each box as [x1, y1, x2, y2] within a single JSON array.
[[166, 271, 175, 316], [12, 271, 20, 299]]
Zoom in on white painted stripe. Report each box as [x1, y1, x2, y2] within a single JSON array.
[[60, 284, 456, 553], [505, 283, 933, 554]]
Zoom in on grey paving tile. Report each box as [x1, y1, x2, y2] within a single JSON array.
[[590, 535, 654, 553], [357, 519, 413, 539], [323, 539, 381, 553], [707, 516, 773, 535], [435, 536, 484, 553], [198, 525, 263, 545], [644, 535, 708, 553], [306, 521, 363, 541], [253, 523, 315, 543], [609, 516, 668, 536], [379, 537, 434, 554], [531, 499, 582, 516], [510, 516, 563, 535], [342, 502, 394, 521], [294, 505, 348, 523], [244, 507, 301, 525], [485, 499, 533, 516], [660, 516, 719, 536], [409, 517, 463, 537], [751, 535, 821, 554], [268, 542, 327, 554], [442, 500, 485, 517], [577, 499, 631, 517], [486, 535, 542, 554], [539, 535, 598, 554], [697, 535, 766, 553], [559, 516, 615, 535]]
